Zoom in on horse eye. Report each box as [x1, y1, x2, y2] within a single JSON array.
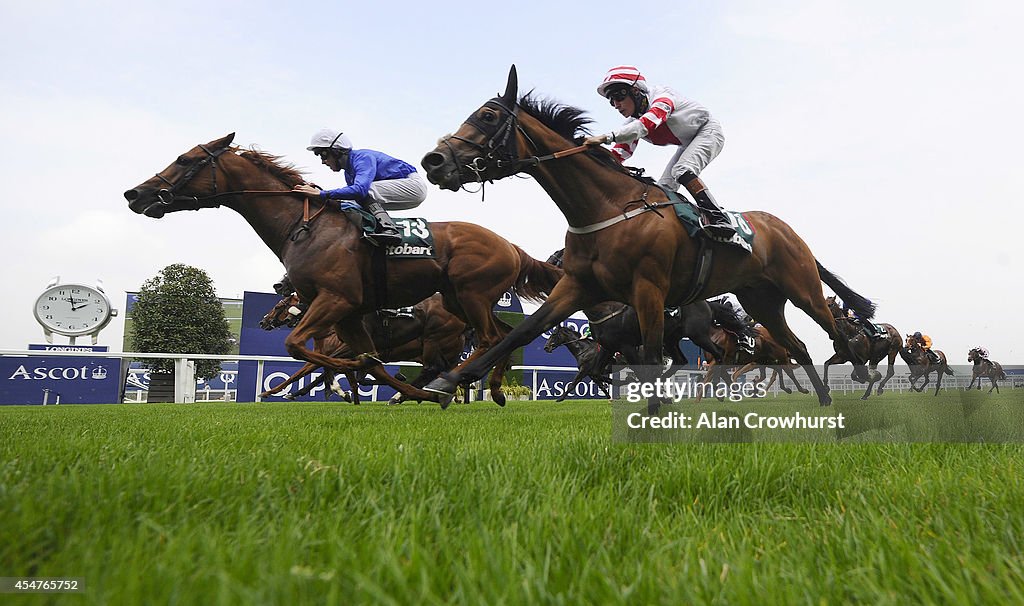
[[175, 155, 190, 165], [481, 111, 498, 123]]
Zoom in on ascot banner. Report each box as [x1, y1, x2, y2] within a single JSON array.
[[1, 345, 121, 405]]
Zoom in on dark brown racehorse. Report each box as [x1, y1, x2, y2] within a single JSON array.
[[545, 249, 736, 366], [259, 293, 469, 405], [967, 348, 1006, 393], [420, 66, 874, 411], [124, 133, 562, 405], [822, 296, 903, 399], [543, 325, 613, 401], [700, 324, 810, 399], [900, 334, 954, 395]]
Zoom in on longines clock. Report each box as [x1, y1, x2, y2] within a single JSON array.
[[33, 277, 118, 344]]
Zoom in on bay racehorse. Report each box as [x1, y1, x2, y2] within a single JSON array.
[[822, 296, 903, 399], [701, 324, 810, 400], [125, 133, 562, 405], [899, 334, 954, 395], [259, 293, 469, 405], [543, 325, 613, 401], [967, 348, 1006, 393], [420, 66, 874, 411]]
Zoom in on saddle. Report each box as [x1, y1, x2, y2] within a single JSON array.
[[646, 180, 754, 253]]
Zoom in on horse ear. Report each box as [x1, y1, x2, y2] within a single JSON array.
[[501, 65, 518, 106], [212, 132, 236, 149]]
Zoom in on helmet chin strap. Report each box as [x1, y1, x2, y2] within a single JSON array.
[[631, 92, 649, 119]]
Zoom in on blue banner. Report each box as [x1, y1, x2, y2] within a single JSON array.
[[0, 355, 121, 405]]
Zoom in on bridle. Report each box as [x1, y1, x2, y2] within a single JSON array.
[[441, 98, 591, 192], [154, 143, 231, 207], [151, 143, 298, 210]]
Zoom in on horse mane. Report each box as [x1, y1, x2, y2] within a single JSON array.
[[237, 147, 306, 187], [517, 93, 628, 173]]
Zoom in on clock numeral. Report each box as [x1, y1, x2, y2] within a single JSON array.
[[45, 315, 53, 319]]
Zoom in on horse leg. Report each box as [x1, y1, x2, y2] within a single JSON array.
[[735, 287, 832, 406], [783, 365, 809, 394], [877, 351, 897, 395], [631, 278, 671, 414], [260, 361, 319, 398], [424, 278, 591, 407], [555, 369, 589, 403], [332, 315, 437, 403], [822, 353, 844, 393]]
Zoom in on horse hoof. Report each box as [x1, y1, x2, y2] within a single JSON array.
[[395, 372, 408, 382], [283, 394, 296, 401], [387, 396, 402, 406], [818, 393, 832, 406], [492, 391, 506, 407], [424, 375, 458, 409]]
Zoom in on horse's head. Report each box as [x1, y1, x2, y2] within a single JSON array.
[[824, 296, 842, 319], [259, 294, 304, 330], [124, 133, 237, 218], [421, 65, 524, 190], [905, 334, 920, 351], [544, 325, 579, 352]]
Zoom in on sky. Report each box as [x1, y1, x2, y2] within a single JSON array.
[[1, 0, 1021, 365]]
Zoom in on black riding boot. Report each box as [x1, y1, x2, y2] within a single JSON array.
[[678, 173, 736, 240], [364, 201, 402, 246]]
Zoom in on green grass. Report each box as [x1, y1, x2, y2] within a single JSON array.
[[2, 395, 1023, 604]]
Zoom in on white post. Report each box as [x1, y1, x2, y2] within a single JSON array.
[[255, 360, 265, 403], [173, 358, 197, 403]]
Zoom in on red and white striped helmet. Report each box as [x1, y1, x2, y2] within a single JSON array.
[[596, 65, 649, 97]]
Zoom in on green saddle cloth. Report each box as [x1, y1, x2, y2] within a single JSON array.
[[662, 189, 755, 251]]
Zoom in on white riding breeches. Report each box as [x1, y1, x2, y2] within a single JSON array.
[[656, 117, 725, 191], [367, 172, 428, 210]]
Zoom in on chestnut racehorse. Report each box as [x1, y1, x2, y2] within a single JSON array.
[[125, 133, 561, 405], [822, 296, 903, 399], [259, 293, 469, 405], [420, 66, 874, 411]]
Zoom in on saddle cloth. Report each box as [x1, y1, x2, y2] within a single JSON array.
[[338, 203, 436, 259], [662, 189, 755, 252]]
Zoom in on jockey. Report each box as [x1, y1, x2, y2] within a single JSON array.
[[844, 303, 879, 338], [913, 331, 940, 364], [583, 65, 735, 241], [975, 347, 990, 360], [292, 128, 427, 246]]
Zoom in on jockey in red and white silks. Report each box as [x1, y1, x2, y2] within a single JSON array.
[[584, 65, 734, 240]]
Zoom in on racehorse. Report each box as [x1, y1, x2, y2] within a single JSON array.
[[900, 334, 954, 395], [259, 293, 469, 405], [125, 133, 562, 405], [967, 348, 1006, 393], [822, 296, 903, 399], [545, 249, 741, 366], [543, 325, 613, 401], [420, 66, 874, 411], [700, 324, 810, 400]]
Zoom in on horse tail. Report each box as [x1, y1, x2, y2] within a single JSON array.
[[815, 260, 877, 320], [708, 298, 756, 339], [944, 365, 955, 376], [512, 246, 564, 302]]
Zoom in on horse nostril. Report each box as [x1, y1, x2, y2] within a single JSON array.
[[124, 189, 139, 202], [422, 152, 446, 171]]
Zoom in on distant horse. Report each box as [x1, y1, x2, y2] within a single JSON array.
[[700, 324, 810, 399], [543, 325, 613, 401], [967, 348, 1006, 393], [125, 133, 561, 406], [900, 334, 954, 395], [259, 293, 469, 405], [545, 250, 746, 367], [822, 296, 903, 399], [420, 66, 874, 411]]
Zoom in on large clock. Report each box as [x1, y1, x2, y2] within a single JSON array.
[[33, 280, 118, 344]]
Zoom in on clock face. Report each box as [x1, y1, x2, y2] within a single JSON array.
[[33, 284, 113, 336]]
